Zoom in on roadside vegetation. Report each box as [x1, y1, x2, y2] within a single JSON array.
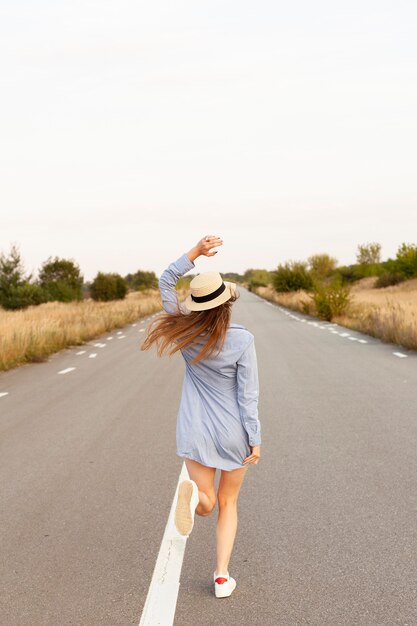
[[244, 242, 417, 351], [0, 245, 167, 371]]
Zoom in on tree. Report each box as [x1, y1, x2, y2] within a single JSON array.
[[356, 242, 381, 265], [38, 257, 83, 302], [394, 242, 417, 278], [90, 272, 128, 301], [307, 253, 338, 279], [0, 244, 43, 309], [125, 270, 158, 291]]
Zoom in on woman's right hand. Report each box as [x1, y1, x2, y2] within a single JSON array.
[[242, 445, 261, 465], [187, 235, 223, 262]]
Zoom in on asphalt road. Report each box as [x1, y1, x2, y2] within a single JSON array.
[[1, 288, 416, 626]]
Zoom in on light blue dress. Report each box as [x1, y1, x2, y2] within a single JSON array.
[[159, 253, 262, 471]]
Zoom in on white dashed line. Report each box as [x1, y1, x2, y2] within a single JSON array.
[[107, 337, 113, 341], [58, 368, 76, 375], [117, 331, 123, 335], [141, 320, 145, 324], [0, 392, 9, 398], [118, 335, 126, 339], [139, 329, 145, 333], [76, 351, 86, 355], [340, 333, 350, 337], [94, 343, 106, 348], [138, 462, 189, 626], [358, 339, 368, 344], [132, 323, 137, 327], [348, 337, 358, 341], [393, 352, 408, 358], [89, 353, 97, 359]]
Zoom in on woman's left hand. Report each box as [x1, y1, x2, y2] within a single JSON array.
[[242, 445, 261, 465]]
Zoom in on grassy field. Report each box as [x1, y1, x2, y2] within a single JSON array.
[[0, 290, 164, 371], [254, 277, 417, 351]]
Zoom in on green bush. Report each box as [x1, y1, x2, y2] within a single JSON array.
[[374, 272, 405, 288], [38, 257, 83, 302], [244, 269, 272, 292], [125, 270, 158, 291], [395, 243, 417, 278], [0, 283, 46, 310], [90, 272, 128, 301], [309, 277, 352, 321], [272, 262, 313, 292]]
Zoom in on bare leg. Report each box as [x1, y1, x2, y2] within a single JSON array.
[[184, 458, 216, 516], [216, 465, 248, 575]]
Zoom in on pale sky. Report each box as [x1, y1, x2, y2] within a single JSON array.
[[1, 0, 416, 281]]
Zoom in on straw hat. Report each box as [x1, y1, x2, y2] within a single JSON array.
[[184, 271, 237, 311]]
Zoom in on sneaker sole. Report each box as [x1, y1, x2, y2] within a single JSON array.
[[174, 481, 195, 536]]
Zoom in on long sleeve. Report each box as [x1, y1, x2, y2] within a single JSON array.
[[159, 252, 195, 315], [236, 338, 262, 446]]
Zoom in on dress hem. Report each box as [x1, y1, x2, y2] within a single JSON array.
[[177, 452, 249, 472]]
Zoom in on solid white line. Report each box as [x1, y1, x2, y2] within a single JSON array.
[[76, 350, 86, 355], [0, 392, 9, 398], [58, 368, 76, 375], [138, 462, 190, 626], [393, 352, 408, 358], [89, 353, 97, 359]]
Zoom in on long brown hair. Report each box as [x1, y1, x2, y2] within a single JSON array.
[[140, 294, 239, 364]]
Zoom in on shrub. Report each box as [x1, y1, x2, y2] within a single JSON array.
[[395, 243, 417, 278], [125, 270, 158, 291], [38, 257, 83, 302], [374, 272, 405, 288], [309, 277, 352, 321], [0, 244, 45, 309], [244, 269, 272, 291], [272, 261, 313, 292], [90, 272, 128, 301]]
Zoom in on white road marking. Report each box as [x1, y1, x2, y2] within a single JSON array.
[[340, 333, 350, 337], [132, 323, 137, 327], [107, 337, 113, 341], [358, 339, 368, 344], [58, 368, 76, 375], [141, 320, 145, 324], [76, 351, 86, 355], [393, 352, 408, 358], [0, 392, 9, 398], [118, 335, 126, 339], [94, 343, 106, 348], [117, 331, 123, 335], [348, 337, 358, 341], [89, 353, 97, 359], [139, 329, 145, 333], [138, 463, 189, 626]]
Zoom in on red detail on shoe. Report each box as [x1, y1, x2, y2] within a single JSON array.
[[215, 577, 228, 585]]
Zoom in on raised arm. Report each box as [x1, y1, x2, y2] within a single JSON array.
[[159, 235, 224, 315], [236, 338, 262, 447]]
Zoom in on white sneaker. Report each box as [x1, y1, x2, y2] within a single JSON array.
[[213, 571, 237, 598], [174, 479, 199, 536]]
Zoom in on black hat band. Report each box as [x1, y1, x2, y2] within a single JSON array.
[[191, 282, 226, 303]]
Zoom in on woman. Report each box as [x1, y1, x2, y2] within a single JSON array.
[[141, 234, 261, 599]]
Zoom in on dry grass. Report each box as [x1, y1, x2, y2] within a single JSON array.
[[255, 279, 417, 351], [0, 290, 165, 371]]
